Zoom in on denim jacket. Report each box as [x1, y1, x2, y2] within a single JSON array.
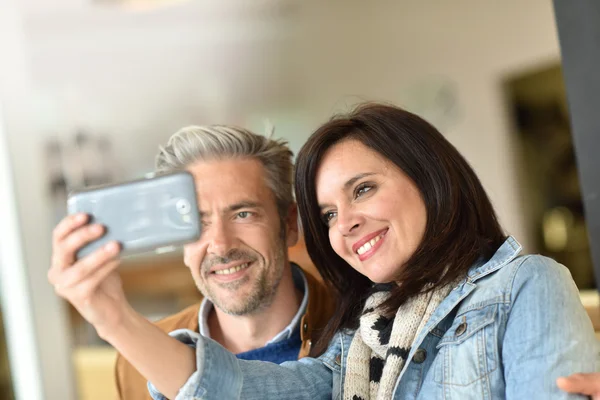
[[149, 237, 598, 399]]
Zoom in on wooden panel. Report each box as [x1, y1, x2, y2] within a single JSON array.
[[288, 239, 322, 283]]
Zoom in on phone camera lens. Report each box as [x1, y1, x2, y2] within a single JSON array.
[[176, 199, 191, 215]]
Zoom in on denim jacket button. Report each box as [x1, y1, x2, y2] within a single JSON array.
[[455, 322, 467, 337], [412, 348, 427, 364], [335, 354, 342, 366]]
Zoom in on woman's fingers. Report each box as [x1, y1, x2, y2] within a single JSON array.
[[51, 221, 105, 272], [69, 259, 121, 307], [52, 213, 88, 246], [51, 241, 120, 291]]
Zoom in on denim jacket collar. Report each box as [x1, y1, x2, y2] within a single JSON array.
[[466, 236, 522, 282], [408, 236, 522, 346], [391, 236, 522, 394]]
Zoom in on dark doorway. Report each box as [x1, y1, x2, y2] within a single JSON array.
[[505, 64, 595, 289]]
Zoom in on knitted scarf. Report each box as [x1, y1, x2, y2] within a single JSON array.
[[343, 281, 455, 400]]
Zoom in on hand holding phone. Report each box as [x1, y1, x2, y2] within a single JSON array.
[[67, 171, 201, 259]]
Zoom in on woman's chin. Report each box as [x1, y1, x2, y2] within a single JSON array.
[[361, 263, 403, 284], [365, 271, 397, 284]]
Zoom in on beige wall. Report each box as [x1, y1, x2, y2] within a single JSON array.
[[286, 0, 561, 251]]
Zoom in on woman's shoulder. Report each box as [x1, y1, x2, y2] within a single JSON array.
[[463, 253, 584, 328], [470, 253, 576, 304], [504, 253, 571, 283], [496, 254, 579, 308]]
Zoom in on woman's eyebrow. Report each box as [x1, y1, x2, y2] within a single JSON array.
[[318, 172, 376, 211], [343, 172, 376, 191]]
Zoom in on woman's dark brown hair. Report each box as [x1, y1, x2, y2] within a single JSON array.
[[296, 103, 506, 355]]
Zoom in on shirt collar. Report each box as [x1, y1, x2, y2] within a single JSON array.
[[198, 263, 309, 346]]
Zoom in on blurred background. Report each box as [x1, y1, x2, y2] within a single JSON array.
[[0, 0, 596, 399]]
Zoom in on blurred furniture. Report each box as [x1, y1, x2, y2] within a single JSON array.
[[72, 347, 118, 400]]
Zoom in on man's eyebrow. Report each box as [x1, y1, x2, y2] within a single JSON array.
[[226, 201, 262, 213], [199, 201, 263, 218], [318, 172, 376, 211]]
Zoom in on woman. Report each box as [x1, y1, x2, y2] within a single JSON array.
[[150, 103, 597, 399]]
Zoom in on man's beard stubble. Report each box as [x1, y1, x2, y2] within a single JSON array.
[[198, 244, 287, 316]]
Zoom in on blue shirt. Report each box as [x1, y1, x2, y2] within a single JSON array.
[[150, 237, 598, 400], [235, 326, 303, 364]]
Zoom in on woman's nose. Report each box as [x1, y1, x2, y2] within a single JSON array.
[[336, 206, 363, 236]]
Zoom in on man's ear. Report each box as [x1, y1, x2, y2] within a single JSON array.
[[285, 203, 299, 248]]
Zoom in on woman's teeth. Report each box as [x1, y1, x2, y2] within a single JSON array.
[[214, 263, 250, 275], [357, 234, 384, 255]]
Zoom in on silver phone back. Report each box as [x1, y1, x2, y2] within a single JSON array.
[[67, 171, 201, 259]]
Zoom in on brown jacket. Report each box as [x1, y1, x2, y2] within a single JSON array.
[[115, 267, 334, 400]]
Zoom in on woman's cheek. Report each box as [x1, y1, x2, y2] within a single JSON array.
[[328, 231, 341, 256], [330, 233, 350, 261]]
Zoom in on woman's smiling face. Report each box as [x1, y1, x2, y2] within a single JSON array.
[[315, 139, 427, 283]]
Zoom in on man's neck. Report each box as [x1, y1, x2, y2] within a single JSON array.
[[207, 264, 303, 354]]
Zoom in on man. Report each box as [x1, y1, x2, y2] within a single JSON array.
[[49, 126, 334, 399], [558, 373, 600, 399]]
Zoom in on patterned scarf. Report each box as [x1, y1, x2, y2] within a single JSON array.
[[343, 281, 455, 400]]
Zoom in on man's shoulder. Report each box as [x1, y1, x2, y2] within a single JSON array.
[[154, 302, 202, 333]]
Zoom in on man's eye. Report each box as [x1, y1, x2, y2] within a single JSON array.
[[237, 211, 252, 219]]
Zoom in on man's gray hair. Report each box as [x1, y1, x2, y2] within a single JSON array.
[[156, 125, 294, 219]]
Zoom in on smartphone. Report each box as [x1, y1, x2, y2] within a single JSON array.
[[67, 171, 201, 260]]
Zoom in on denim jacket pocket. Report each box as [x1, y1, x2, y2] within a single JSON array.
[[433, 304, 499, 386]]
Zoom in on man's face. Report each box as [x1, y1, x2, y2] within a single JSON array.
[[183, 158, 298, 316]]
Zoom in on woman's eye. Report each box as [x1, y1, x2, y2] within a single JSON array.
[[322, 211, 337, 226], [354, 183, 373, 199]]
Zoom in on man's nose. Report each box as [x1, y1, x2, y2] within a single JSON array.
[[205, 220, 236, 256]]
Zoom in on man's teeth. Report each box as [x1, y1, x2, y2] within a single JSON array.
[[357, 234, 384, 255], [214, 263, 250, 275]]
